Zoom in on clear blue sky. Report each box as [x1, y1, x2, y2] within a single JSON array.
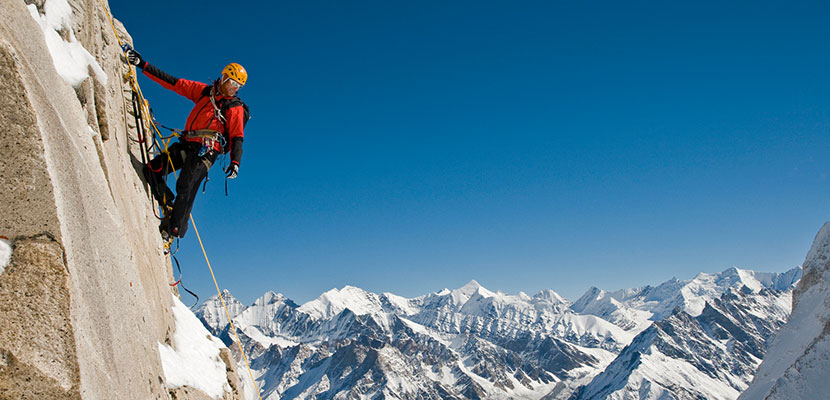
[[110, 0, 830, 305]]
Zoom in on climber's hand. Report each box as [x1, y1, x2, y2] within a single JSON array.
[[123, 45, 146, 68], [225, 163, 239, 179]]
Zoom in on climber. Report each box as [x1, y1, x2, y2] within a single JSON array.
[[124, 46, 249, 240]]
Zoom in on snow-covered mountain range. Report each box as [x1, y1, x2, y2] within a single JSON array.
[[196, 267, 800, 400]]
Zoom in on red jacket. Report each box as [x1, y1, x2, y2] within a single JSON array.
[[143, 63, 245, 165]]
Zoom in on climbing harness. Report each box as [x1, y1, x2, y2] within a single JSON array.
[[184, 129, 226, 157], [199, 86, 250, 198], [95, 2, 263, 398]]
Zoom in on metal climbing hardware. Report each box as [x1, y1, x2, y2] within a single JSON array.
[[184, 130, 225, 156], [198, 137, 214, 157], [120, 43, 134, 58], [163, 237, 174, 254]]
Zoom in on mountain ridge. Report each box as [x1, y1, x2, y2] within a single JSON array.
[[197, 266, 801, 399]]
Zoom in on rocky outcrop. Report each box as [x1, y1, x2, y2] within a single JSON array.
[[0, 234, 79, 399], [0, 0, 240, 398], [739, 223, 830, 400]]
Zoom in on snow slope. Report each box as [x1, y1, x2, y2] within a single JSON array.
[[159, 295, 231, 398]]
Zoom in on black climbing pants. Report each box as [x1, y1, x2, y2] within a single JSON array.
[[144, 141, 218, 238]]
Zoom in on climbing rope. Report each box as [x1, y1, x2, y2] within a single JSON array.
[[190, 216, 261, 399], [94, 1, 264, 398]]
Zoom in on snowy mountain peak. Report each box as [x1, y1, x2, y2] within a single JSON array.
[[672, 266, 804, 317], [202, 289, 236, 305], [465, 285, 500, 303], [586, 286, 604, 296], [773, 266, 803, 291], [194, 289, 246, 332], [571, 287, 606, 311], [802, 221, 830, 274], [297, 285, 384, 320], [533, 289, 569, 305], [252, 290, 287, 307], [450, 279, 488, 305], [458, 279, 483, 293], [691, 266, 767, 293]]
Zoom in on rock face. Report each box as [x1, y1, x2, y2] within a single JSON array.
[[0, 0, 239, 398], [739, 222, 830, 400]]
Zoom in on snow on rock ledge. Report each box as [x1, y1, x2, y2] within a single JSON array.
[[0, 238, 10, 275], [26, 0, 107, 88], [159, 295, 233, 399]]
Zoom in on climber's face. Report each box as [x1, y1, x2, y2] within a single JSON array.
[[220, 75, 243, 96]]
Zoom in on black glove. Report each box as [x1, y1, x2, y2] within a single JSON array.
[[225, 163, 239, 179], [123, 45, 146, 68]]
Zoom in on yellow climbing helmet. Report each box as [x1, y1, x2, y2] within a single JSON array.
[[222, 63, 247, 86]]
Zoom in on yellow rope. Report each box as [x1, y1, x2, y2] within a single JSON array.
[[94, 1, 264, 398], [190, 215, 263, 400]]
